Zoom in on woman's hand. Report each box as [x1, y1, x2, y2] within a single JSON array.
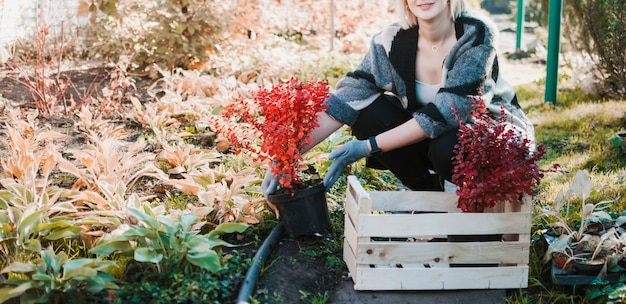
[[323, 140, 370, 190], [261, 161, 282, 200]]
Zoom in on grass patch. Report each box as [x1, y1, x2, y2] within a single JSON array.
[[506, 81, 626, 303]]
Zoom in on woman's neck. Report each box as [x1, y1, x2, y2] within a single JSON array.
[[418, 15, 455, 44]]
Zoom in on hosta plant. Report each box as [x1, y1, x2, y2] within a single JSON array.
[[212, 77, 329, 190], [539, 170, 616, 264], [90, 204, 247, 273], [0, 247, 118, 304], [452, 97, 544, 212], [165, 164, 264, 225]]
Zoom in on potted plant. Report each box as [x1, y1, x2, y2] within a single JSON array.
[[451, 97, 544, 213], [211, 77, 331, 236], [538, 169, 619, 274], [448, 98, 544, 266]]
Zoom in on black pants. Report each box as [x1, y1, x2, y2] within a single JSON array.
[[351, 94, 458, 191]]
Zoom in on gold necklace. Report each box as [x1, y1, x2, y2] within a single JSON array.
[[421, 29, 452, 53]]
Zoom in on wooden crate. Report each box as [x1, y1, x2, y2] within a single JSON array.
[[343, 175, 532, 290]]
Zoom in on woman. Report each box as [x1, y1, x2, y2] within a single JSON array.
[[263, 0, 535, 195]]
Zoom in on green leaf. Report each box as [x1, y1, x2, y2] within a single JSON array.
[[186, 248, 220, 272], [609, 285, 626, 300], [48, 202, 78, 213], [134, 247, 163, 263], [90, 241, 133, 257], [31, 274, 53, 281], [0, 282, 36, 303], [42, 247, 68, 277], [1, 262, 36, 274], [178, 212, 198, 232], [63, 264, 98, 280], [44, 226, 83, 240], [0, 191, 9, 209], [207, 222, 247, 238], [127, 207, 158, 229], [36, 220, 72, 231], [17, 209, 45, 239], [157, 216, 177, 235], [23, 238, 42, 252], [123, 226, 153, 238], [205, 238, 235, 249], [569, 170, 592, 200], [83, 274, 117, 293], [205, 223, 247, 248]]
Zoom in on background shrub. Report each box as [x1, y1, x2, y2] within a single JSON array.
[[564, 0, 626, 97], [525, 0, 626, 97], [84, 0, 231, 71]]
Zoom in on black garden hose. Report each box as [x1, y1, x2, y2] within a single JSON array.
[[236, 222, 285, 304]]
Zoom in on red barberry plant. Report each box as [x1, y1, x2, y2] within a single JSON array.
[[452, 97, 544, 212], [212, 77, 329, 189]]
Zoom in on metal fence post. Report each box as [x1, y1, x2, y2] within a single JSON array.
[[545, 0, 563, 104], [515, 0, 525, 53]]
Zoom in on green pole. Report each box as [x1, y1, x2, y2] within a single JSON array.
[[515, 0, 525, 52], [545, 0, 563, 104]]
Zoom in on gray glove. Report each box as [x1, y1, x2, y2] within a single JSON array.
[[323, 139, 370, 190], [262, 160, 287, 200], [261, 168, 279, 200]]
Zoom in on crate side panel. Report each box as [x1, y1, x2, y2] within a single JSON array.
[[344, 214, 358, 256], [345, 189, 360, 230], [368, 191, 460, 212], [356, 241, 530, 265], [343, 238, 357, 283], [358, 213, 531, 237], [353, 266, 529, 290]]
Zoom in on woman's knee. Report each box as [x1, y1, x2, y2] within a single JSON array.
[[428, 130, 458, 181]]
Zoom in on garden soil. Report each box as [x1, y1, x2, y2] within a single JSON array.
[[0, 12, 546, 304]]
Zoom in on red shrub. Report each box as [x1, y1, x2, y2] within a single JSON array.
[[452, 97, 544, 212], [212, 77, 329, 189]]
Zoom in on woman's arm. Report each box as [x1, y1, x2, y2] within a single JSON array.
[[301, 111, 344, 154], [372, 118, 428, 153]]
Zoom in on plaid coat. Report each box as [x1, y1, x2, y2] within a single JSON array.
[[324, 9, 535, 142]]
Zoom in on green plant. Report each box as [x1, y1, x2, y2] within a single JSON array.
[[164, 163, 265, 225], [84, 0, 226, 70], [538, 170, 615, 264], [563, 0, 626, 97], [0, 247, 118, 304], [57, 134, 167, 196], [90, 204, 247, 273], [0, 111, 85, 267], [587, 275, 626, 303], [114, 250, 253, 303], [156, 142, 222, 175]]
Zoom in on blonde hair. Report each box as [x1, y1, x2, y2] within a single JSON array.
[[394, 0, 468, 29]]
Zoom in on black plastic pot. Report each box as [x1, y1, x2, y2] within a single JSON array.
[[268, 180, 330, 237], [573, 253, 606, 275]]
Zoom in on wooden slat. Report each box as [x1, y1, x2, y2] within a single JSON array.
[[356, 241, 530, 265], [344, 186, 359, 230], [358, 212, 531, 237], [343, 238, 357, 280], [368, 191, 460, 212], [344, 214, 358, 257], [347, 176, 369, 205], [353, 266, 529, 290]]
